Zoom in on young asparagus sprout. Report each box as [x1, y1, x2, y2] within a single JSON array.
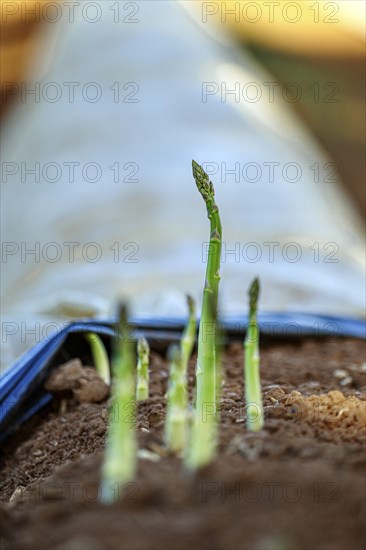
[[84, 332, 110, 385], [136, 337, 150, 401], [100, 304, 137, 504], [244, 278, 264, 432], [180, 295, 196, 374], [186, 160, 222, 470], [165, 345, 188, 454]]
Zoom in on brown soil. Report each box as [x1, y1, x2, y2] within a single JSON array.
[[1, 338, 365, 550]]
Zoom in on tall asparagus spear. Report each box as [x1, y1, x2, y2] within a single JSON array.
[[136, 337, 150, 401], [186, 160, 222, 469], [165, 345, 188, 454], [215, 320, 224, 405], [100, 304, 137, 503], [244, 278, 264, 431], [85, 332, 110, 385]]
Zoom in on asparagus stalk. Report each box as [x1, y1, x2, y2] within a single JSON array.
[[85, 332, 110, 385], [136, 337, 150, 401], [180, 295, 196, 375], [165, 345, 188, 454], [186, 160, 222, 469], [244, 278, 264, 431], [164, 294, 196, 454], [215, 320, 224, 406], [100, 305, 137, 504]]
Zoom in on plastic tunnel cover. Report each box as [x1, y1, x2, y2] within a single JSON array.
[[1, 1, 365, 371]]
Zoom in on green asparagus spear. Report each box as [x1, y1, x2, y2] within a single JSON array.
[[215, 320, 224, 406], [136, 337, 150, 401], [180, 295, 196, 375], [100, 305, 137, 503], [85, 332, 110, 385], [244, 278, 264, 431], [165, 345, 188, 454], [186, 160, 222, 469]]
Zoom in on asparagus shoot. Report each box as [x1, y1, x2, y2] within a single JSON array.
[[186, 160, 222, 469], [165, 345, 188, 454], [100, 304, 137, 503], [136, 337, 150, 401], [180, 295, 196, 375], [215, 320, 224, 406], [244, 278, 264, 432], [85, 332, 110, 385]]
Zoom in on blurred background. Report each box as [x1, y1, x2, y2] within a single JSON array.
[[0, 1, 365, 367], [2, 0, 364, 216]]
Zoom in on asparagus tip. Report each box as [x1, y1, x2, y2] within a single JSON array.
[[137, 336, 149, 355], [167, 344, 181, 364], [249, 277, 260, 313], [186, 294, 196, 317], [192, 160, 214, 201], [192, 159, 200, 171], [117, 302, 129, 328]]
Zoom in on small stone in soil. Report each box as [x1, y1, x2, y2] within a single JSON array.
[[45, 359, 109, 403], [137, 449, 161, 462], [339, 376, 353, 387], [333, 368, 349, 379]]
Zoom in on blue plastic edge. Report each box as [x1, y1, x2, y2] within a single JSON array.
[[1, 313, 365, 442]]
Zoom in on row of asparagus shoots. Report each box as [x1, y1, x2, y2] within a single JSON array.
[[99, 296, 195, 504], [98, 161, 264, 504], [84, 330, 151, 402]]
